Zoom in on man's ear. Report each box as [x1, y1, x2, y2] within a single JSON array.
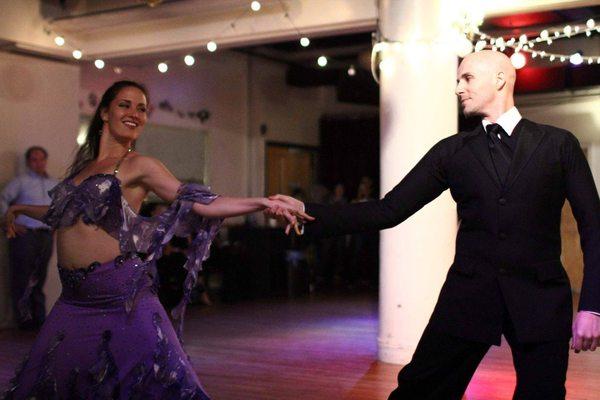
[[496, 71, 507, 91]]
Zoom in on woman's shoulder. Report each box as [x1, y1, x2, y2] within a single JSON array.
[[123, 152, 168, 175]]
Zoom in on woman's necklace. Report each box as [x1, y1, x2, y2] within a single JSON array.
[[113, 146, 133, 176]]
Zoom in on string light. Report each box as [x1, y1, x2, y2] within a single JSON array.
[[207, 41, 217, 52], [469, 18, 600, 66], [158, 62, 168, 73], [347, 65, 356, 76], [474, 40, 486, 52], [317, 56, 328, 67], [41, 2, 314, 74], [586, 19, 595, 29], [569, 53, 583, 65], [184, 55, 195, 66], [510, 52, 526, 69]]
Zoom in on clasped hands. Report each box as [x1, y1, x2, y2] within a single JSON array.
[[264, 194, 314, 235], [1, 205, 26, 239]]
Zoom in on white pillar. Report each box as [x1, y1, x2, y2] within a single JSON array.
[[378, 0, 459, 364]]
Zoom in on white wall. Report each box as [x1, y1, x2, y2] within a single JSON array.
[[0, 52, 80, 327]]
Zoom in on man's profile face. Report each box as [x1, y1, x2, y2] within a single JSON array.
[[27, 149, 48, 175], [455, 57, 496, 118]]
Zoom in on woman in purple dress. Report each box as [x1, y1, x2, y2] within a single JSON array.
[[1, 80, 309, 399]]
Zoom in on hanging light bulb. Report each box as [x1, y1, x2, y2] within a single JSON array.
[[569, 53, 583, 65], [72, 50, 83, 60], [317, 55, 328, 67], [54, 36, 65, 46], [347, 65, 356, 76], [586, 31, 592, 37], [560, 56, 566, 62], [300, 37, 310, 47], [519, 34, 528, 44], [549, 55, 556, 61], [532, 51, 537, 58], [184, 55, 195, 66], [510, 52, 526, 69], [540, 30, 549, 39], [158, 62, 168, 73], [250, 1, 261, 12], [207, 41, 217, 52], [94, 59, 105, 69], [564, 25, 572, 36]]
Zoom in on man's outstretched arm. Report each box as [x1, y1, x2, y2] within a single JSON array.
[[269, 139, 451, 237]]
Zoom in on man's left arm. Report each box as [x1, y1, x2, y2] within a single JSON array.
[[561, 131, 600, 352]]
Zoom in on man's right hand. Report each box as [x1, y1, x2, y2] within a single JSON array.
[[3, 205, 24, 238]]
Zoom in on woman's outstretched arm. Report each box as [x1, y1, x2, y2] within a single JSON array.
[[133, 155, 312, 223]]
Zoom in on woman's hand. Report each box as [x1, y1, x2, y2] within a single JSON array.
[[264, 195, 314, 235]]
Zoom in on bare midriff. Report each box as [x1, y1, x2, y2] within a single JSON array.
[[56, 221, 121, 270]]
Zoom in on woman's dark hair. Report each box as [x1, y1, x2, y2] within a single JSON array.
[[67, 80, 149, 177]]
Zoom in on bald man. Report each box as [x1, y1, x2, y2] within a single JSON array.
[[269, 50, 600, 399]]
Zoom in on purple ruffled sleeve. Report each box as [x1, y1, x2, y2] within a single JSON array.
[[168, 184, 222, 336], [122, 183, 222, 337]]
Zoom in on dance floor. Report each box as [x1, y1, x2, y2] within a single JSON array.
[[1, 294, 599, 399]]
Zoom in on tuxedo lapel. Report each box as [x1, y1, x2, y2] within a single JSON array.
[[466, 125, 502, 189], [504, 119, 547, 191]]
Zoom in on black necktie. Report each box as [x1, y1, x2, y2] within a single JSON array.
[[486, 123, 512, 183]]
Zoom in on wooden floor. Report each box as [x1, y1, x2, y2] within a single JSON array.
[[1, 294, 599, 399]]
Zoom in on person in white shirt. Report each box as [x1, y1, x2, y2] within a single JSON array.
[[0, 146, 58, 330]]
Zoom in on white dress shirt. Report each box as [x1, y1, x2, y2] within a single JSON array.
[[0, 170, 58, 229], [482, 106, 522, 137]]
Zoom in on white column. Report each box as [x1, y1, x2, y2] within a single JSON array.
[[378, 0, 459, 364]]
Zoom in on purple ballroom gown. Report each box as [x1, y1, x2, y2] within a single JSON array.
[[2, 173, 221, 399]]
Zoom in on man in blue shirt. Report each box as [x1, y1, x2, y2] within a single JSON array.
[[1, 146, 58, 330]]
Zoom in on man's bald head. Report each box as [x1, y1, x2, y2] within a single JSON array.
[[463, 50, 516, 88], [455, 50, 517, 119]]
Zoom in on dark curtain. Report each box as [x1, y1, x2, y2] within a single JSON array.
[[318, 115, 380, 199]]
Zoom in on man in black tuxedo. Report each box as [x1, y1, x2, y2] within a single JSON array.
[[268, 50, 600, 399]]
